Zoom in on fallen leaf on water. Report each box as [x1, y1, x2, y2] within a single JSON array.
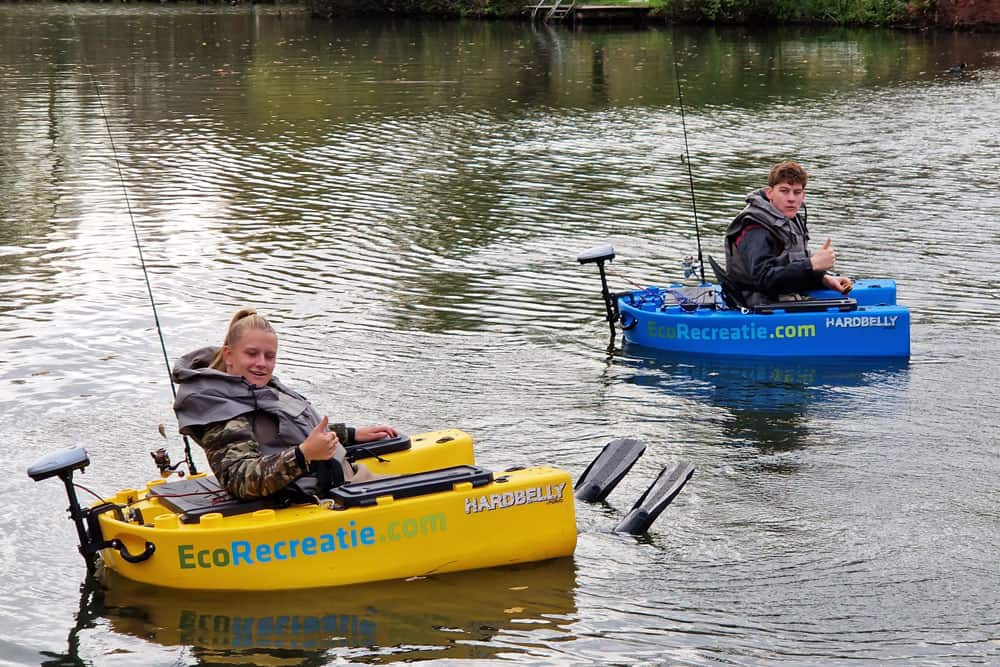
[[504, 607, 524, 614]]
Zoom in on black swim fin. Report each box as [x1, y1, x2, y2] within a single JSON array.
[[614, 461, 695, 535], [574, 438, 646, 503]]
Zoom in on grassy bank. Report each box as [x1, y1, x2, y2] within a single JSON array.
[[306, 0, 972, 27], [649, 0, 927, 26]]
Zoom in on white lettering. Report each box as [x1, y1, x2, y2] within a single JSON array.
[[826, 314, 900, 329], [466, 481, 568, 515]]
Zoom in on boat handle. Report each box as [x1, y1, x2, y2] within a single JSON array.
[[620, 313, 637, 330], [111, 538, 156, 563]]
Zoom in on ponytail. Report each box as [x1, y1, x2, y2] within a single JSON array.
[[210, 308, 275, 370]]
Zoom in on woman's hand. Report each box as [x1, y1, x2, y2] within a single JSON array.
[[355, 425, 398, 443], [299, 415, 339, 462]]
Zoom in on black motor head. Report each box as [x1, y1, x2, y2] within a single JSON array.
[[27, 447, 90, 482]]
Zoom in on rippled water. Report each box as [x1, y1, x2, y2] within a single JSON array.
[[2, 5, 999, 666]]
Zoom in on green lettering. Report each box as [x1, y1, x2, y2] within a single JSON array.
[[421, 514, 446, 535], [179, 544, 195, 569]]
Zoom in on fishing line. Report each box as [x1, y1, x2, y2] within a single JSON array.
[[674, 61, 707, 284], [89, 69, 197, 474]]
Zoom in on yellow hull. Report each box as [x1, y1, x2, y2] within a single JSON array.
[[96, 430, 577, 591]]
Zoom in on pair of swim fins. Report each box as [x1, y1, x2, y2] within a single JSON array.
[[574, 438, 694, 535]]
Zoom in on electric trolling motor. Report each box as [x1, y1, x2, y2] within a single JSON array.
[[576, 244, 619, 340], [27, 448, 155, 572]]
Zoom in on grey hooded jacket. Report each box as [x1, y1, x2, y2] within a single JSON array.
[[723, 188, 823, 305], [171, 346, 359, 499]]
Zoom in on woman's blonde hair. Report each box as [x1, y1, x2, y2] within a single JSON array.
[[210, 308, 275, 370]]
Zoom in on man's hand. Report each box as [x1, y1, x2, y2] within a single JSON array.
[[823, 274, 853, 294], [810, 238, 837, 272]]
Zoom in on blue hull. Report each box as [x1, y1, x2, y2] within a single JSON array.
[[619, 279, 910, 358]]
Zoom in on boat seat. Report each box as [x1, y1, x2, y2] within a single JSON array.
[[330, 465, 494, 507], [709, 255, 857, 313], [148, 476, 282, 524], [708, 256, 749, 310]]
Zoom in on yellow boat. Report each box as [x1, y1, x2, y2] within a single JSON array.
[[31, 429, 577, 591], [30, 429, 690, 591]]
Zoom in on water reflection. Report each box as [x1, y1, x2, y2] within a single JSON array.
[[617, 344, 910, 452], [53, 559, 577, 664]]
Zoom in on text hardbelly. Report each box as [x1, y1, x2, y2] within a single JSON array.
[[465, 482, 567, 514], [825, 315, 899, 329]]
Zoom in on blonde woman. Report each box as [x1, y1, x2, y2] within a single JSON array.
[[172, 308, 396, 500]]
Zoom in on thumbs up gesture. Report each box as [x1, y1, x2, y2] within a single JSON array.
[[810, 238, 836, 272], [299, 416, 339, 463]]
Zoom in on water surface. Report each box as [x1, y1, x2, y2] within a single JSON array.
[[1, 5, 999, 666]]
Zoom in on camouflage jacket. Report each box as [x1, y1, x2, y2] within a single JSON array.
[[200, 414, 306, 499]]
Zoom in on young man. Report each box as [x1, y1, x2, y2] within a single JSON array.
[[723, 161, 852, 307]]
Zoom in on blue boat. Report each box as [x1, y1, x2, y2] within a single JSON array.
[[578, 245, 910, 359]]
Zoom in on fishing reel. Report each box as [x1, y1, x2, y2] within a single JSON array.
[[681, 255, 702, 280], [150, 448, 186, 478]]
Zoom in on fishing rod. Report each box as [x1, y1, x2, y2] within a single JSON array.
[[90, 69, 197, 475], [674, 61, 707, 285]]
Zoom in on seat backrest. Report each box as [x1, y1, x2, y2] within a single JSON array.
[[708, 256, 748, 310]]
